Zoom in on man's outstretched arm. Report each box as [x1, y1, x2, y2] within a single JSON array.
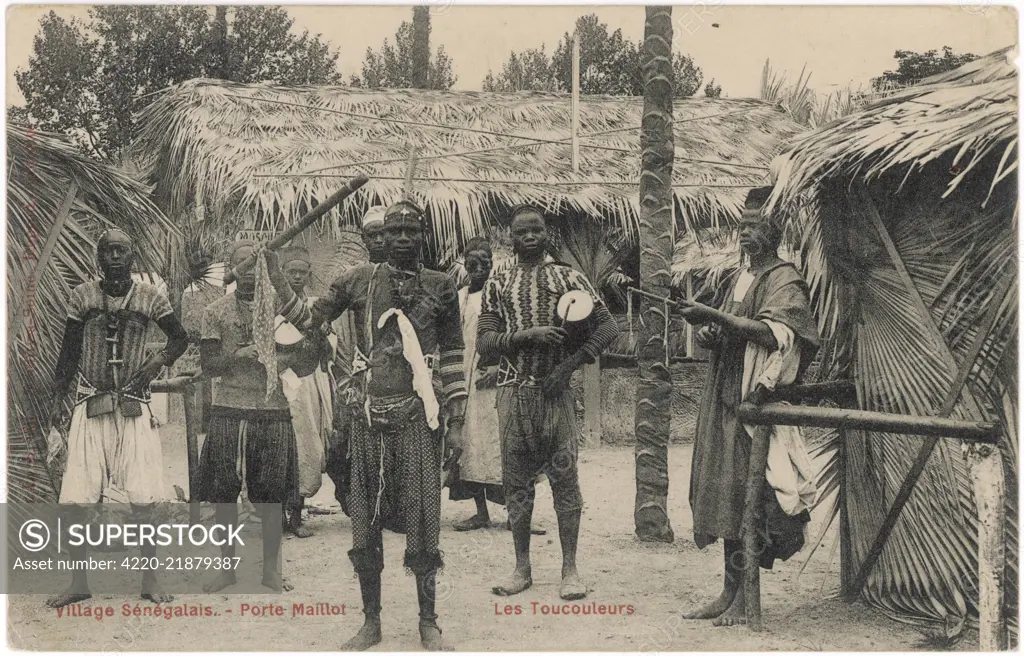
[[50, 319, 85, 425]]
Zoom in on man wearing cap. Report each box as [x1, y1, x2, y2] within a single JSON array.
[[325, 205, 388, 514], [477, 205, 618, 602], [280, 200, 467, 651], [275, 245, 332, 538], [677, 187, 819, 626], [45, 228, 189, 608]]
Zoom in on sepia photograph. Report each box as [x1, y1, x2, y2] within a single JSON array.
[[3, 3, 1019, 652]]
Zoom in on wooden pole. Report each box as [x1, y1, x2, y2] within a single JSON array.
[[181, 382, 201, 524], [224, 174, 369, 284], [742, 424, 771, 631], [845, 270, 1013, 598], [570, 32, 601, 447], [571, 33, 580, 175], [968, 442, 1007, 651], [11, 180, 79, 343], [738, 403, 998, 442], [685, 274, 694, 357], [838, 428, 854, 597]]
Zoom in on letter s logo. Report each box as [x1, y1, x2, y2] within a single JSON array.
[[19, 520, 50, 552]]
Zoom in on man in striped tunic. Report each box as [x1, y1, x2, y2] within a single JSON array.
[[478, 206, 618, 601], [281, 201, 466, 651], [45, 229, 189, 607]]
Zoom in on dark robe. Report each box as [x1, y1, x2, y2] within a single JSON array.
[[689, 261, 820, 566]]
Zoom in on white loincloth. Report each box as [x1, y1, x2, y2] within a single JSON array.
[[58, 403, 167, 505]]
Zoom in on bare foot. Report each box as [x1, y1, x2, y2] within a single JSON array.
[[682, 588, 736, 620], [712, 589, 746, 627], [141, 589, 174, 604], [289, 524, 314, 538], [453, 514, 489, 531], [46, 589, 92, 608], [342, 617, 382, 651], [492, 568, 532, 596], [559, 568, 587, 600], [420, 620, 453, 651], [262, 571, 294, 592], [203, 571, 237, 593]]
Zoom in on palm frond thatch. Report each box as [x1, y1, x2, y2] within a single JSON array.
[[7, 124, 179, 502], [764, 47, 1018, 631], [129, 80, 804, 265]]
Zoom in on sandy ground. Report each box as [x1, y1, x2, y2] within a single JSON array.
[[7, 421, 961, 652]]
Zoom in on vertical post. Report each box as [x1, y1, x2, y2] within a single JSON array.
[[742, 425, 771, 631], [968, 442, 1007, 650], [183, 384, 201, 524], [684, 274, 694, 357], [838, 428, 854, 596], [571, 32, 580, 174], [571, 30, 600, 447]]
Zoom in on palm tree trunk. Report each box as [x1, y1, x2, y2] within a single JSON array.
[[411, 7, 430, 89], [634, 6, 675, 543]]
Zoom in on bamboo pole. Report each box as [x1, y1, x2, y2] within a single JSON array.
[[181, 382, 201, 524], [571, 33, 581, 174], [737, 403, 998, 442], [224, 174, 369, 284], [684, 274, 694, 357], [967, 442, 1007, 651], [742, 424, 771, 631]]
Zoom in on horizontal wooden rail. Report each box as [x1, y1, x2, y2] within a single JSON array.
[[737, 403, 999, 443], [759, 381, 856, 406]]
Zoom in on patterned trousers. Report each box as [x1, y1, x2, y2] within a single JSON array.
[[346, 395, 444, 575]]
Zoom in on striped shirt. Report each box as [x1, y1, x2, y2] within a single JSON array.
[[67, 280, 174, 391], [477, 262, 618, 381]]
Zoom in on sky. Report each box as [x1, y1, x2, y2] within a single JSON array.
[[5, 4, 1018, 106]]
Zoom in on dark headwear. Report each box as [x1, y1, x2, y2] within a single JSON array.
[[280, 245, 311, 267], [384, 200, 425, 224], [742, 187, 774, 218], [96, 228, 132, 254]]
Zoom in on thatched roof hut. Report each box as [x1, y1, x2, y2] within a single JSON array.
[[765, 46, 1017, 631], [130, 80, 803, 263], [7, 125, 178, 503]]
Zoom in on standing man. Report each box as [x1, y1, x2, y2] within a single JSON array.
[[197, 240, 320, 593], [276, 245, 332, 538], [449, 237, 505, 530], [478, 205, 618, 601], [45, 228, 189, 608], [282, 200, 467, 651], [326, 206, 388, 514], [678, 187, 819, 626]]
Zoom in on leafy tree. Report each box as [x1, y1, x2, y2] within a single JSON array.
[[351, 12, 456, 90], [704, 78, 722, 98], [871, 46, 978, 91], [482, 46, 557, 92], [482, 13, 705, 97], [14, 7, 341, 161]]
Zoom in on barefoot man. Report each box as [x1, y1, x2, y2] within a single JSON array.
[[45, 228, 189, 608], [285, 200, 467, 650], [326, 206, 388, 514], [478, 205, 618, 600], [197, 240, 320, 593], [277, 245, 332, 538], [678, 187, 819, 626]]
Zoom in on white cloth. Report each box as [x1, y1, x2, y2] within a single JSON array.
[[377, 308, 440, 429], [362, 206, 386, 227], [277, 299, 332, 497], [732, 271, 816, 517], [455, 288, 503, 486], [740, 319, 818, 515], [58, 403, 167, 505]]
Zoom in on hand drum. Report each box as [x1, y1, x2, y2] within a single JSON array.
[[557, 290, 597, 362]]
